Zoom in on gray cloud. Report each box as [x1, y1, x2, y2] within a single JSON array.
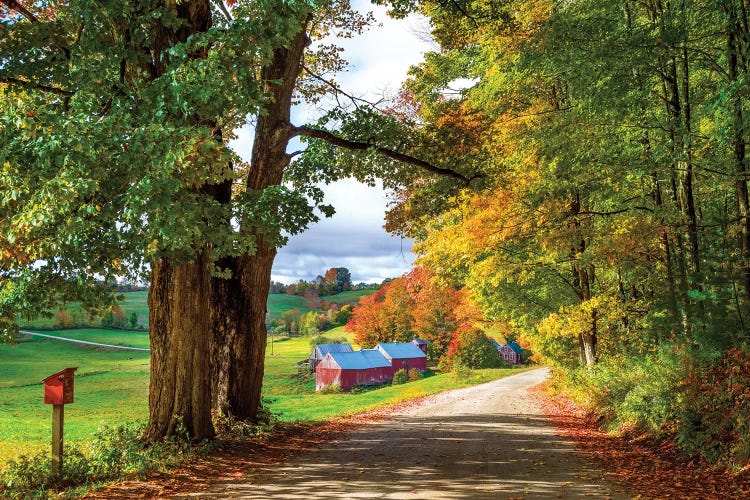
[[272, 180, 415, 284]]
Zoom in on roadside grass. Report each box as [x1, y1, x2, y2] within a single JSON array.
[[0, 333, 149, 463], [269, 366, 534, 422]]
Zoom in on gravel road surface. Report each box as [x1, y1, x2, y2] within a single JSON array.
[[183, 368, 629, 499]]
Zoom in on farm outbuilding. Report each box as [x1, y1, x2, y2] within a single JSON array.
[[411, 338, 428, 354], [308, 343, 354, 371], [316, 350, 393, 391], [498, 341, 524, 364], [376, 342, 427, 373]]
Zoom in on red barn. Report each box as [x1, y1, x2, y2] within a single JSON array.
[[316, 350, 392, 392], [308, 343, 354, 371], [497, 342, 524, 364], [376, 342, 427, 373]]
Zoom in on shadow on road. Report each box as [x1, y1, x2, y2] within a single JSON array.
[[190, 411, 627, 499]]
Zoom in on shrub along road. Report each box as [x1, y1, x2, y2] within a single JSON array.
[[174, 368, 628, 499]]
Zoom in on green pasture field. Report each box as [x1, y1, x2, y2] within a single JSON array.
[[319, 289, 376, 305], [0, 331, 150, 463], [18, 288, 378, 331], [0, 327, 531, 467], [18, 291, 150, 329], [266, 294, 317, 319]]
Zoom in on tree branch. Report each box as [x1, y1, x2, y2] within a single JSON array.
[[0, 77, 75, 97], [290, 125, 480, 185], [569, 206, 655, 218], [0, 0, 39, 23], [301, 65, 382, 109], [212, 0, 233, 22]]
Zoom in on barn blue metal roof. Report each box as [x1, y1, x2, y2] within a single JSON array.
[[327, 350, 391, 370], [314, 344, 354, 358], [490, 339, 502, 350], [376, 342, 427, 360], [507, 342, 523, 355], [412, 338, 428, 345]]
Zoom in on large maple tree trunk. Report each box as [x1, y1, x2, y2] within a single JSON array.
[[211, 248, 276, 420], [145, 253, 215, 441], [143, 0, 217, 441], [213, 23, 309, 421], [216, 248, 277, 418]]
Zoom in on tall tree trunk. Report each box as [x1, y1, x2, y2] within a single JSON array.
[[215, 22, 310, 421], [652, 0, 699, 332], [568, 194, 597, 366], [653, 170, 680, 320], [145, 253, 214, 441], [726, 1, 750, 298], [144, 0, 217, 442], [577, 260, 598, 366], [677, 41, 701, 284]]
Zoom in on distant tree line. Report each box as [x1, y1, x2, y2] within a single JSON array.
[[269, 267, 381, 297], [112, 282, 149, 293], [268, 304, 353, 337], [53, 305, 145, 331]]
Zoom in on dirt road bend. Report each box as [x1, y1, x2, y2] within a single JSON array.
[[184, 368, 628, 499]]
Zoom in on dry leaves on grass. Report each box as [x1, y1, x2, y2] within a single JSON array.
[[531, 384, 750, 500]]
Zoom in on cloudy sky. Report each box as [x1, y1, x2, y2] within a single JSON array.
[[231, 2, 435, 284]]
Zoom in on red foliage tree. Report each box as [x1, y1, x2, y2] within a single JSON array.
[[345, 287, 390, 347], [54, 308, 71, 328], [346, 267, 481, 359]]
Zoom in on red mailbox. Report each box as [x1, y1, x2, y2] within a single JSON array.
[[43, 367, 78, 405]]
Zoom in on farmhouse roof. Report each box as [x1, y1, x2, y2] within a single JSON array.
[[314, 344, 354, 357], [507, 342, 523, 355], [326, 350, 391, 370], [490, 339, 502, 350], [376, 342, 427, 360], [412, 338, 428, 345]]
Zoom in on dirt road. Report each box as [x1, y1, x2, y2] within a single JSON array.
[[182, 368, 629, 499]]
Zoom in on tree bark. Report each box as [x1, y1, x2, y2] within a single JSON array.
[[651, 0, 699, 332], [145, 253, 215, 441], [568, 194, 597, 366], [143, 0, 218, 442], [726, 0, 750, 298], [213, 22, 310, 421]]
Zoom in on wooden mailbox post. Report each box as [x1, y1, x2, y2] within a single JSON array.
[[43, 367, 78, 475]]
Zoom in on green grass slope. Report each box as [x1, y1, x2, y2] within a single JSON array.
[[18, 291, 150, 329], [21, 291, 318, 329], [0, 332, 150, 462], [266, 294, 317, 319], [1, 322, 530, 467], [319, 289, 377, 305]]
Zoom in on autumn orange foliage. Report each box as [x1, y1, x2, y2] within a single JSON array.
[[345, 267, 481, 359], [681, 349, 750, 467]]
